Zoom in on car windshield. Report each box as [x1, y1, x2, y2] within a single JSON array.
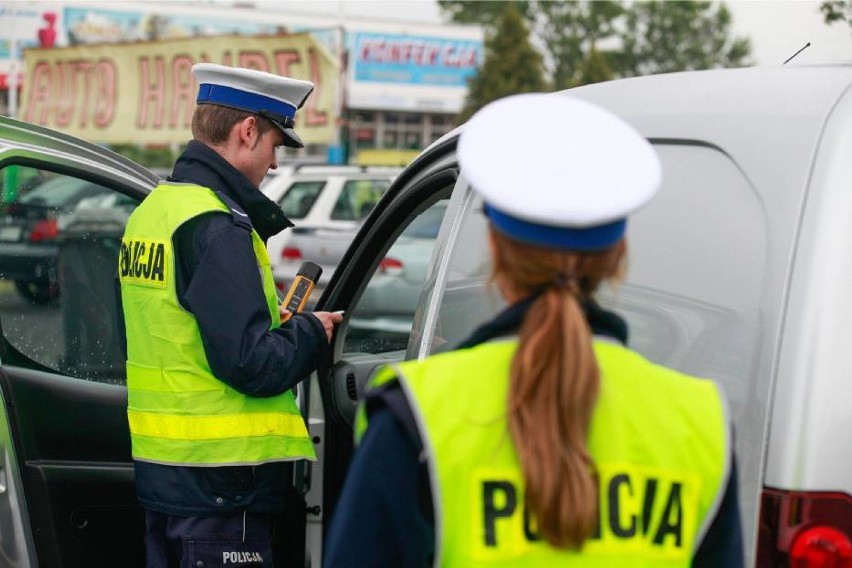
[[278, 181, 325, 219], [402, 203, 447, 239], [19, 176, 107, 207], [331, 179, 392, 220]]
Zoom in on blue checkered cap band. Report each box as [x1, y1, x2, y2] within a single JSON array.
[[484, 203, 626, 250], [196, 83, 296, 124]]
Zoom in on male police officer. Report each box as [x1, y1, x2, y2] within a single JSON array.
[[118, 64, 342, 567]]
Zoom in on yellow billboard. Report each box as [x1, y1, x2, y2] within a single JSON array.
[[20, 33, 339, 145]]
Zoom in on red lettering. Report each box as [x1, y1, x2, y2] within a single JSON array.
[[462, 47, 479, 68], [93, 59, 116, 127], [361, 40, 385, 63], [170, 54, 194, 128], [137, 56, 165, 128], [411, 44, 425, 65], [74, 60, 92, 127], [426, 45, 439, 66], [304, 47, 326, 127], [441, 45, 456, 68], [24, 62, 51, 124], [274, 50, 300, 77], [54, 61, 75, 127], [238, 51, 269, 72], [359, 40, 372, 62]]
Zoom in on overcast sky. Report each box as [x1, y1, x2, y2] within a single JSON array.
[[263, 0, 851, 66]]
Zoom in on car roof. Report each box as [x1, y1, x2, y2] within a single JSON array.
[[567, 66, 851, 181], [261, 165, 401, 201], [0, 116, 160, 194], [425, 64, 852, 161], [422, 65, 852, 229], [567, 65, 852, 237]]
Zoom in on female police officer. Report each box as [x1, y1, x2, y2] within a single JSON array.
[[324, 93, 743, 567]]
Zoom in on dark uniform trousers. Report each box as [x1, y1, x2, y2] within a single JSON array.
[[145, 510, 274, 568]]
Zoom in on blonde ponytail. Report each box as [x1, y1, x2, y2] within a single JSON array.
[[491, 230, 626, 549]]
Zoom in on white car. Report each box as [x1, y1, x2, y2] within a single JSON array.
[[260, 165, 399, 291], [348, 200, 448, 339]]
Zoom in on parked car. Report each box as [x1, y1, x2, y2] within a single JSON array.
[[0, 172, 116, 304], [260, 164, 400, 292], [348, 200, 448, 339], [0, 64, 849, 568]]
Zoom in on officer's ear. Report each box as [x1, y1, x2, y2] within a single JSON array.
[[236, 115, 261, 148]]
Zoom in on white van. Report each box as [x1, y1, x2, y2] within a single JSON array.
[[315, 64, 852, 566]]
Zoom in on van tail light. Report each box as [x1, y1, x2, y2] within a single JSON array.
[[757, 487, 852, 567], [281, 247, 302, 261], [378, 257, 404, 276], [29, 219, 59, 242]]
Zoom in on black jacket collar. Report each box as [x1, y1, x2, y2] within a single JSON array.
[[456, 293, 628, 350], [169, 140, 293, 241]]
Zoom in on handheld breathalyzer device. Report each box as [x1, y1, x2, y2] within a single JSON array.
[[280, 261, 322, 322]]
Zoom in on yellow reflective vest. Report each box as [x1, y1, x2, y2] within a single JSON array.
[[119, 183, 315, 466], [360, 338, 730, 567]]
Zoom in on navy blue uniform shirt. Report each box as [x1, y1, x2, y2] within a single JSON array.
[[122, 140, 328, 516], [324, 297, 744, 567]]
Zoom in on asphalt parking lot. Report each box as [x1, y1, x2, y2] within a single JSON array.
[[0, 279, 65, 372]]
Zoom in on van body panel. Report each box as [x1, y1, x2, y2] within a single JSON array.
[[767, 79, 852, 492], [557, 66, 852, 559]]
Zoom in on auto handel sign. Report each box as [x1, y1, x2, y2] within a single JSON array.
[[19, 33, 339, 145]]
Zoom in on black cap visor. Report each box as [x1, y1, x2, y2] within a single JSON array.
[[261, 112, 304, 149]]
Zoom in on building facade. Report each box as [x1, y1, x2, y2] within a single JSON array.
[[0, 2, 484, 165]]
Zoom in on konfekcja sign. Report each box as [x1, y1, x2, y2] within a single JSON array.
[[347, 31, 483, 113], [20, 33, 339, 145]]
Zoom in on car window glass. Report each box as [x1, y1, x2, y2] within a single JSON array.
[[343, 199, 450, 354], [427, 193, 503, 351], [0, 164, 136, 385], [331, 179, 391, 221], [278, 181, 325, 219], [427, 145, 767, 531]]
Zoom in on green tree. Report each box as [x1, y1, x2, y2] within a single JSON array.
[[577, 43, 615, 86], [459, 3, 547, 122], [441, 1, 751, 88], [820, 0, 852, 26], [438, 0, 534, 26], [617, 1, 751, 77], [536, 1, 623, 89]]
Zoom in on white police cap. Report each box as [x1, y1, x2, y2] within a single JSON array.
[[458, 93, 662, 250], [192, 63, 314, 148]]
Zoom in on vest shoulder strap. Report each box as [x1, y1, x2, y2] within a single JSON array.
[[211, 189, 253, 231], [154, 182, 252, 231], [364, 379, 424, 453]]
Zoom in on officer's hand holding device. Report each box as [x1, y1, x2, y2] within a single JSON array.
[[280, 261, 322, 323]]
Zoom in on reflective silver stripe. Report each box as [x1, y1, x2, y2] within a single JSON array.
[[389, 364, 444, 568], [693, 383, 733, 555]]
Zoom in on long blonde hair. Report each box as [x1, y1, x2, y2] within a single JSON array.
[[490, 229, 626, 549]]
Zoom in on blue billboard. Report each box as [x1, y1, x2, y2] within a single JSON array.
[[352, 32, 482, 87]]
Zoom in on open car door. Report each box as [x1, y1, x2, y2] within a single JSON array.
[[306, 135, 483, 566], [0, 117, 157, 567]]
